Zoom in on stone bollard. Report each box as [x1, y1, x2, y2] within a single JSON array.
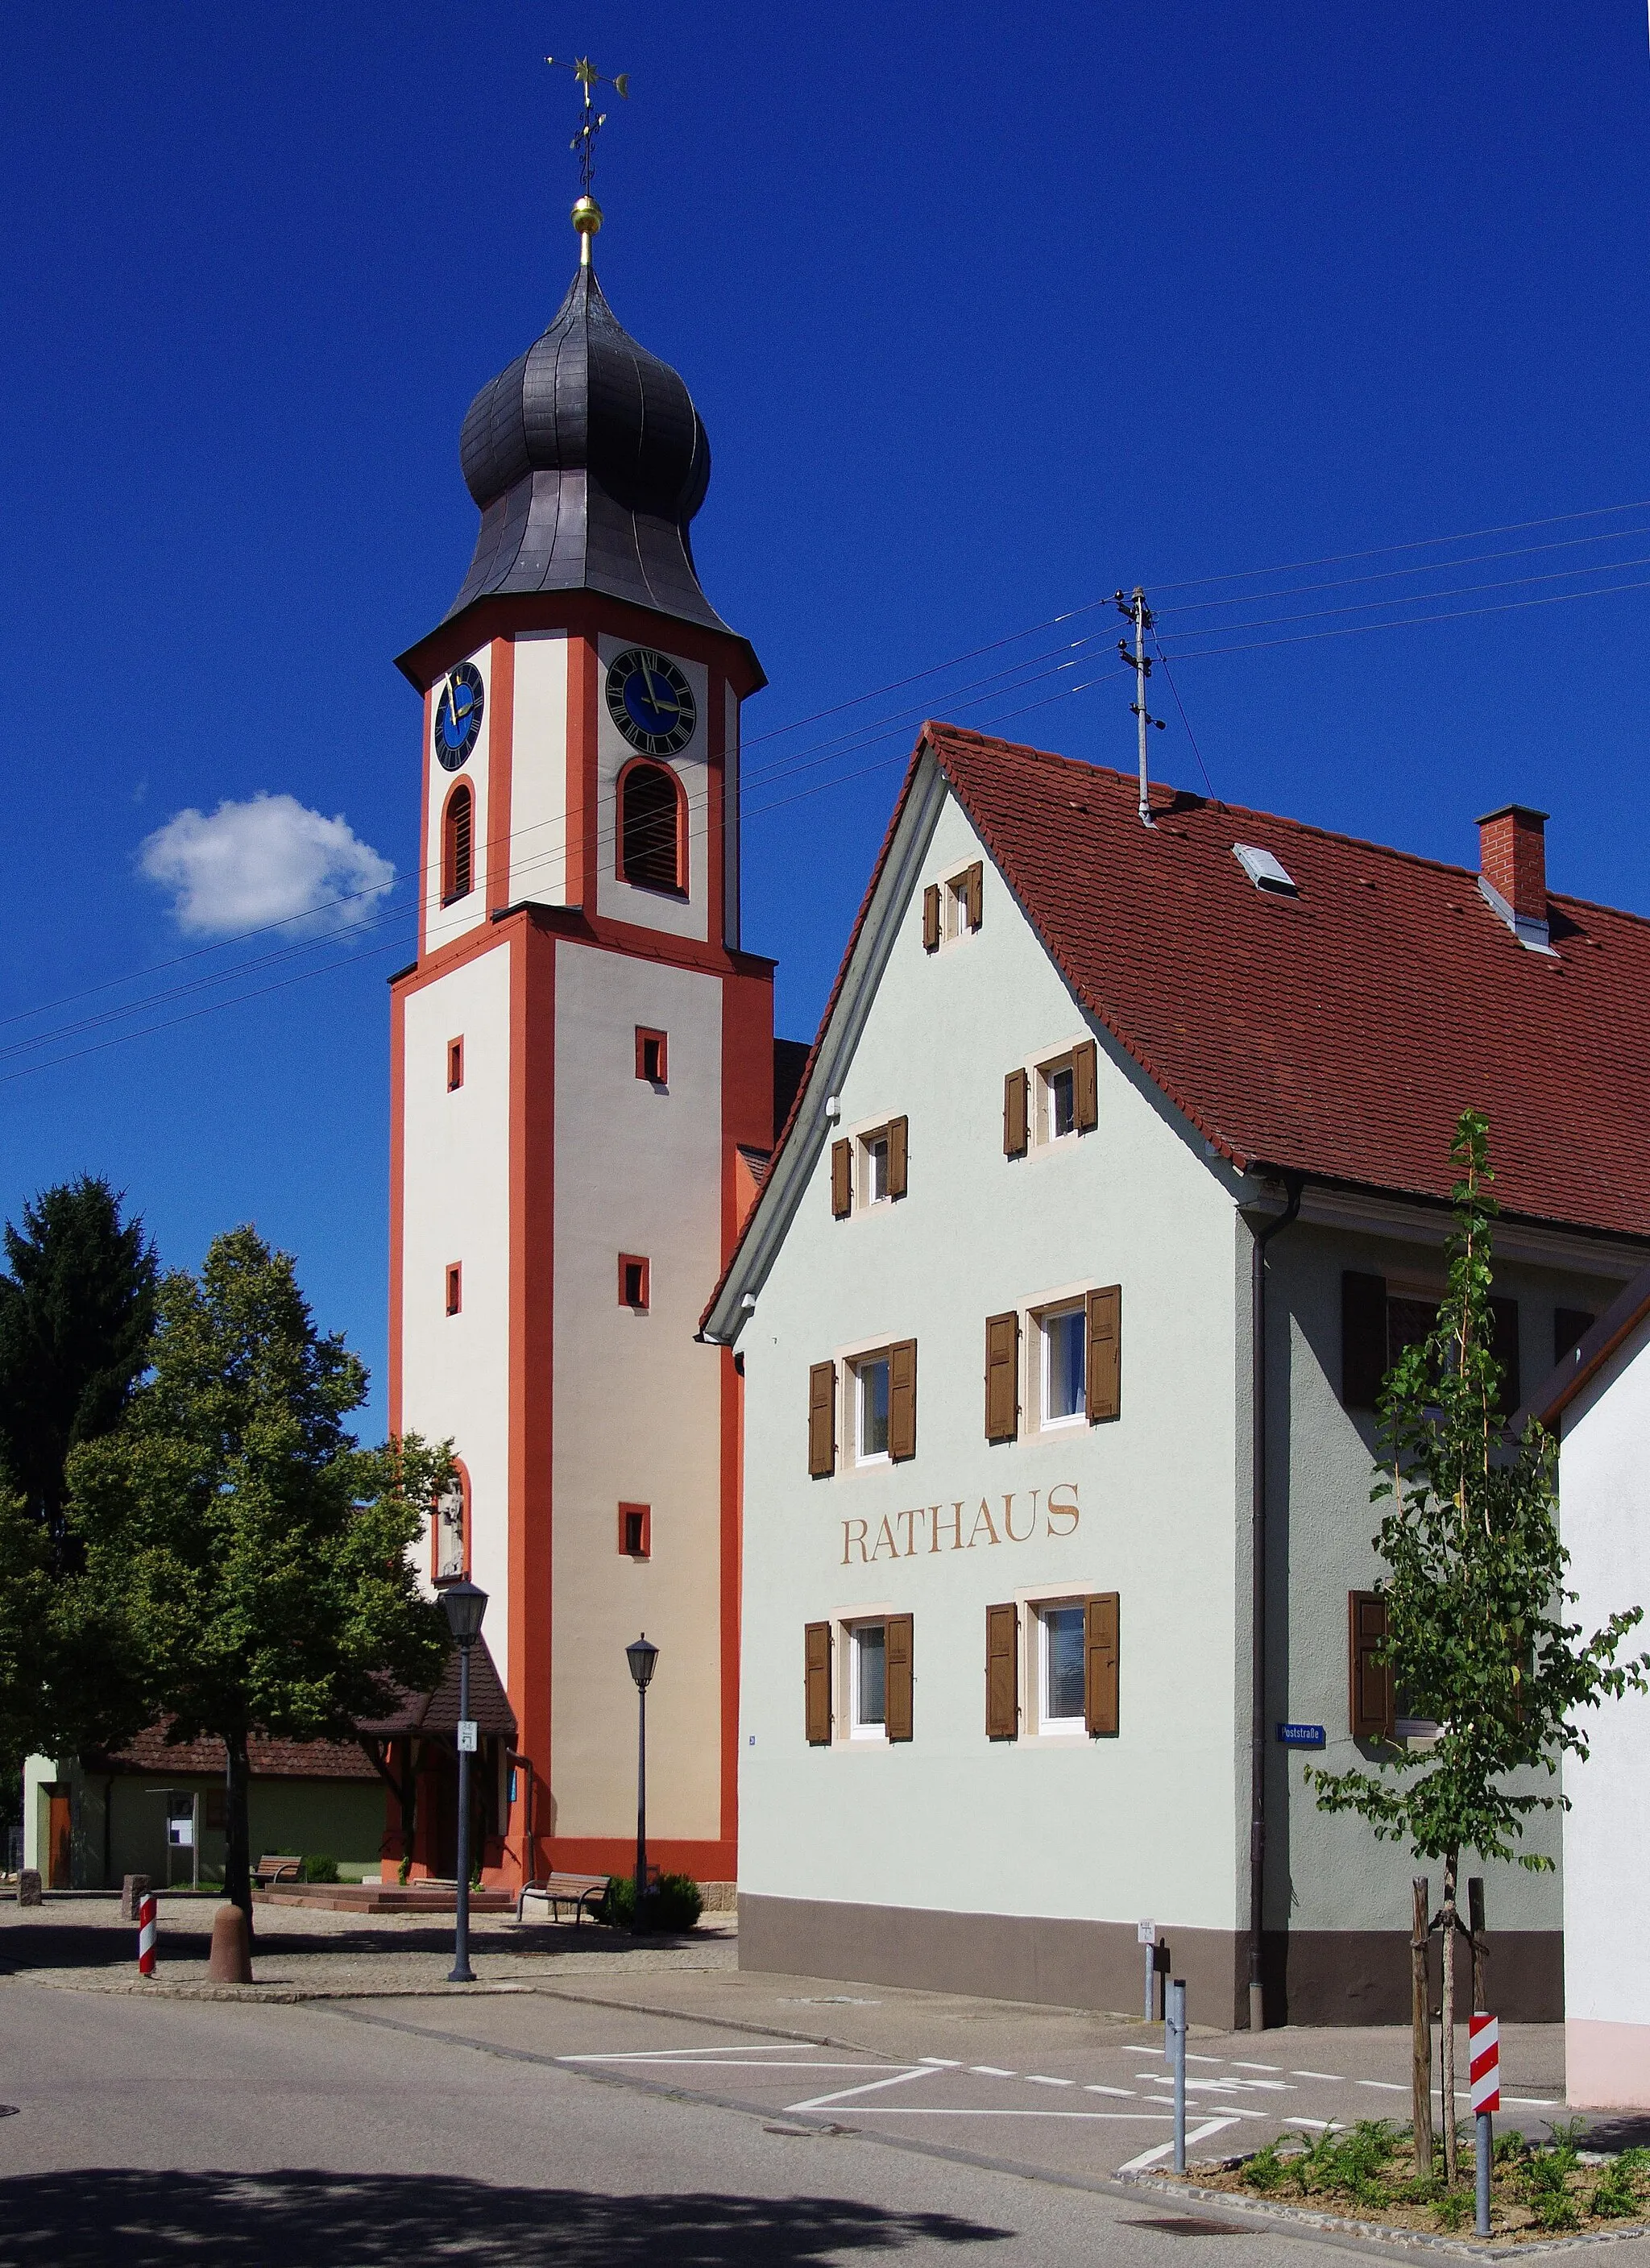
[[119, 1873, 151, 1924], [16, 1870, 42, 1907], [206, 1902, 253, 1984]]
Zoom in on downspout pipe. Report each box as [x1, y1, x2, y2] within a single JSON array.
[[1247, 1171, 1304, 2032]]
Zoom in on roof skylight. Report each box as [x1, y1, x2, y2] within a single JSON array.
[[1233, 843, 1298, 896]]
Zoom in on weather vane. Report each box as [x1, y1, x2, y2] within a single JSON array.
[[546, 53, 629, 261]]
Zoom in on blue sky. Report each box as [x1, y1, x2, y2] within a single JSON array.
[[5, 3, 1650, 1438]]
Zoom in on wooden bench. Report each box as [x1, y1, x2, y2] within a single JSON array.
[[515, 1871, 611, 1926], [252, 1855, 303, 1886]]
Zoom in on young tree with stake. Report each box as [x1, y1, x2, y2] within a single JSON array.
[[1308, 1109, 1648, 2188], [64, 1227, 450, 1933]]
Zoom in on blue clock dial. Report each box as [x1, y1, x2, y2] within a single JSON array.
[[605, 648, 696, 757], [434, 663, 485, 771]]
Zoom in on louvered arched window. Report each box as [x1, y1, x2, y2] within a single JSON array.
[[442, 782, 474, 905], [619, 761, 685, 896]]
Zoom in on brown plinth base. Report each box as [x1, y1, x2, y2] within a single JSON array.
[[253, 1882, 516, 1915], [738, 1895, 1563, 2025]]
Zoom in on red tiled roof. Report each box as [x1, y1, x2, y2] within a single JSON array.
[[706, 724, 1650, 1332], [355, 1635, 516, 1740], [925, 722, 1650, 1238], [88, 1721, 380, 1781]]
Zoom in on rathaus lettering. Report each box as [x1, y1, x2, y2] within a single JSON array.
[[841, 1484, 1080, 1565]]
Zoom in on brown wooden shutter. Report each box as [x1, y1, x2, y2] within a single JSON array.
[[985, 1603, 1018, 1738], [1341, 1271, 1388, 1408], [985, 1312, 1019, 1441], [886, 1114, 908, 1199], [1003, 1068, 1029, 1157], [807, 1362, 836, 1478], [1072, 1039, 1098, 1132], [805, 1622, 833, 1744], [1086, 1285, 1121, 1423], [964, 860, 984, 930], [1348, 1590, 1395, 1740], [922, 883, 940, 952], [1490, 1295, 1520, 1415], [831, 1138, 852, 1219], [888, 1338, 918, 1461], [1084, 1592, 1120, 1736], [886, 1613, 914, 1742]]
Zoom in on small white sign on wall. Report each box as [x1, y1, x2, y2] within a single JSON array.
[[458, 1720, 478, 1754], [1137, 1918, 1155, 1944]]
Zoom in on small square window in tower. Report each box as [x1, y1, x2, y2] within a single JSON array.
[[619, 762, 685, 897], [635, 1027, 668, 1085], [447, 1037, 464, 1092], [445, 1263, 462, 1316], [619, 1254, 650, 1312], [618, 1503, 651, 1558]]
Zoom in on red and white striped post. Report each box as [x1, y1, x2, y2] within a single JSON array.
[[1470, 2012, 1499, 2236], [136, 1892, 157, 1978]]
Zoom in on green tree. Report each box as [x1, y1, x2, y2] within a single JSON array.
[[0, 1178, 158, 1776], [0, 1175, 158, 1570], [66, 1226, 450, 1929], [1308, 1109, 1649, 2185]]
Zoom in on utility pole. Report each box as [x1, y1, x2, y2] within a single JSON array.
[[1116, 587, 1165, 827]]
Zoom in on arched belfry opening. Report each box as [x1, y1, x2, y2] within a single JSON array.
[[442, 782, 474, 904], [619, 761, 685, 895]]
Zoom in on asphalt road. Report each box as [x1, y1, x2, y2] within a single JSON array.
[[3, 1974, 1586, 2268]]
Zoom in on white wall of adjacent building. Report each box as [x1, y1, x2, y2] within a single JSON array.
[[738, 789, 1247, 1929], [1556, 1311, 1650, 2108]]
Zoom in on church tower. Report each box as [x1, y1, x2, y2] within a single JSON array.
[[388, 196, 775, 1889]]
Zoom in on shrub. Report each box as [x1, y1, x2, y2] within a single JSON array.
[[300, 1854, 338, 1883], [1590, 2162, 1643, 2220], [598, 1872, 703, 1931], [1429, 2189, 1472, 2232], [1239, 2143, 1287, 2193]]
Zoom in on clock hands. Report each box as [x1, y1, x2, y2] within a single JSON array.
[[638, 661, 680, 719]]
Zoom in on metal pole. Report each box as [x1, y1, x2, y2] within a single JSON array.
[[1476, 2111, 1492, 2237], [1133, 590, 1154, 829], [1143, 1937, 1155, 2023], [191, 1793, 199, 1895], [1167, 1977, 1188, 2173], [633, 1677, 648, 1931], [449, 1640, 475, 1983]]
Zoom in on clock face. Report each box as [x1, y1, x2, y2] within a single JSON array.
[[605, 648, 697, 757], [434, 662, 485, 771]]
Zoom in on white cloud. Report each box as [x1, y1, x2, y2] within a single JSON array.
[[139, 793, 396, 938]]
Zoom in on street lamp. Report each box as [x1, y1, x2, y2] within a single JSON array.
[[441, 1579, 487, 1983], [626, 1633, 658, 1933]]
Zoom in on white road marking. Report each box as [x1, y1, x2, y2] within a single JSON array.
[[1119, 2117, 1243, 2172], [1084, 2084, 1136, 2097], [562, 2043, 809, 2061], [970, 2066, 1015, 2077], [561, 2056, 896, 2071], [1504, 2096, 1557, 2108], [919, 2057, 961, 2067], [1184, 2054, 1224, 2065], [1026, 2075, 1075, 2087], [785, 2067, 934, 2113], [847, 2108, 1187, 2121], [1291, 2070, 1344, 2081], [1287, 2117, 1338, 2131], [1231, 2062, 1283, 2072], [1358, 2080, 1407, 2092], [1138, 2075, 1259, 2095]]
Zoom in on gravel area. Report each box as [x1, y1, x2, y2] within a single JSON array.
[[0, 1892, 736, 1998]]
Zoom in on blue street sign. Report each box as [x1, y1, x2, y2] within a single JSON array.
[[1277, 1723, 1327, 1748]]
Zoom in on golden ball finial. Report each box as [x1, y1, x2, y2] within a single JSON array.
[[572, 194, 603, 236]]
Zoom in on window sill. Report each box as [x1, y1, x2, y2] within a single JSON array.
[[620, 878, 689, 902]]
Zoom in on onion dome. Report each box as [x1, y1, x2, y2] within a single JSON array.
[[444, 262, 728, 634]]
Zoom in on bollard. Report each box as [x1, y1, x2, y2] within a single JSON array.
[[1167, 1976, 1188, 2174], [119, 1873, 151, 1926], [136, 1892, 157, 1976], [1470, 2011, 1499, 2239], [206, 1901, 253, 1984], [17, 1869, 42, 1908]]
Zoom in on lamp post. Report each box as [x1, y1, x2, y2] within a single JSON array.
[[625, 1633, 658, 1932], [441, 1579, 487, 1983]]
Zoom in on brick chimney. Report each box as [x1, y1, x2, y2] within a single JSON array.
[[1477, 804, 1552, 952]]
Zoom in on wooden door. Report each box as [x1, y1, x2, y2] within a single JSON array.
[[47, 1791, 71, 1889]]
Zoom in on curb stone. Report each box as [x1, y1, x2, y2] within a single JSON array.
[[1119, 2170, 1650, 2259]]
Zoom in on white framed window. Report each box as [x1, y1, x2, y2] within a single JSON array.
[[1039, 1056, 1077, 1143], [850, 1620, 888, 1739], [1040, 1304, 1086, 1427], [1037, 1603, 1087, 1735], [854, 1355, 891, 1463], [861, 1130, 890, 1204]]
